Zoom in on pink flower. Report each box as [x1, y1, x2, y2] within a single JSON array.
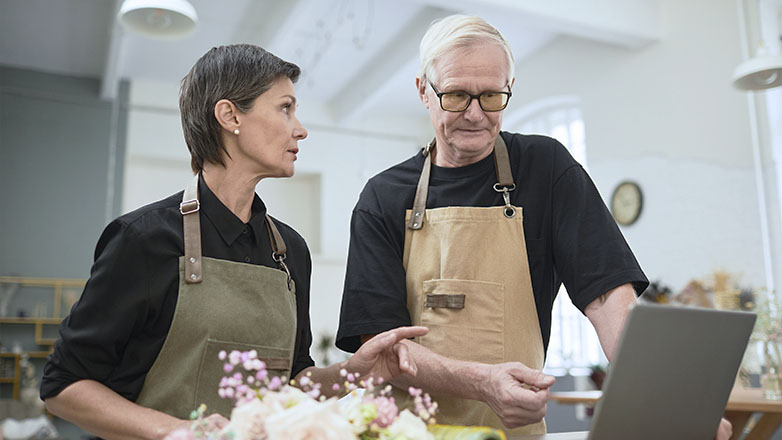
[[256, 369, 268, 381], [268, 376, 282, 390], [364, 396, 397, 428]]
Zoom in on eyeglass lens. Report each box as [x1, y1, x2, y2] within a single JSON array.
[[441, 91, 509, 112]]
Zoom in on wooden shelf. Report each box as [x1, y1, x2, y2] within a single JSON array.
[[0, 351, 53, 359], [0, 317, 62, 325], [0, 277, 81, 400]]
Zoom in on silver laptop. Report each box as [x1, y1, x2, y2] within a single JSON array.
[[574, 303, 756, 440]]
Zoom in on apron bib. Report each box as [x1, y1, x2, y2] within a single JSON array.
[[401, 136, 546, 435], [136, 174, 297, 419]]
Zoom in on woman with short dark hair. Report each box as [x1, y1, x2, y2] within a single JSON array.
[[40, 44, 425, 439]]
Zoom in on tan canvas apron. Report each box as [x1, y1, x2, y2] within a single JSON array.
[[401, 136, 546, 435], [136, 174, 297, 419]]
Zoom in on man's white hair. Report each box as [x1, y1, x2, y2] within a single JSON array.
[[418, 14, 515, 85]]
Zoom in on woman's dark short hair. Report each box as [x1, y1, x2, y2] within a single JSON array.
[[179, 44, 300, 172]]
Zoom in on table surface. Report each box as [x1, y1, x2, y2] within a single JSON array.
[[510, 433, 588, 440], [550, 387, 782, 413]]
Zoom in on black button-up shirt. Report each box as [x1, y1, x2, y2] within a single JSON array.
[[41, 175, 314, 401]]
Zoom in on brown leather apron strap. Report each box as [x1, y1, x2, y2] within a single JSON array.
[[265, 215, 292, 291], [182, 173, 202, 284], [408, 139, 435, 230], [491, 135, 517, 218], [492, 135, 514, 188]]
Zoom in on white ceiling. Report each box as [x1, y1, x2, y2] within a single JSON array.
[[0, 0, 662, 122]]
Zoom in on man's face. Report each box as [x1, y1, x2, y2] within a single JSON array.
[[418, 43, 512, 167]]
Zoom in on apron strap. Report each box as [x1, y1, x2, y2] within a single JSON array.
[[407, 135, 517, 230], [181, 175, 292, 288], [493, 135, 514, 188], [491, 135, 517, 218], [181, 173, 203, 284], [408, 139, 435, 230], [265, 215, 292, 291]]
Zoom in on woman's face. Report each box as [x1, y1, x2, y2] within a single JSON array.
[[233, 77, 308, 178]]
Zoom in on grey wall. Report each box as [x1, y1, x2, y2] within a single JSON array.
[[0, 66, 128, 279]]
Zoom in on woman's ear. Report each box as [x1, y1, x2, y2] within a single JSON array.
[[214, 99, 240, 132]]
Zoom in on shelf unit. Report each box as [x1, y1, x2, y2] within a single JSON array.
[[0, 277, 85, 400]]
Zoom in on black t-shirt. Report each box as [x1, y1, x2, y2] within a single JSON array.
[[40, 175, 315, 402], [336, 132, 648, 354]]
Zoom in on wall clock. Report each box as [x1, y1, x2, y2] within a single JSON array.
[[610, 181, 643, 226]]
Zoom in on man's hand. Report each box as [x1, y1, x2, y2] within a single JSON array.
[[479, 362, 556, 428], [715, 417, 732, 440], [342, 326, 428, 383]]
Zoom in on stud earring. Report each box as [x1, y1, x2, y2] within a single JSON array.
[[233, 129, 240, 135]]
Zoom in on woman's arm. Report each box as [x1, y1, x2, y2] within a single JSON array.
[[45, 380, 227, 440]]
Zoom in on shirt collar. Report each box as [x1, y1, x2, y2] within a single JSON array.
[[198, 174, 268, 246]]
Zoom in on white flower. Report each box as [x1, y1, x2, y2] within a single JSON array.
[[382, 409, 433, 440], [224, 399, 275, 440], [262, 385, 313, 408], [339, 389, 369, 434], [265, 398, 356, 440]]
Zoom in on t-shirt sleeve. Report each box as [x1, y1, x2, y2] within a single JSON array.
[[41, 220, 151, 400], [336, 207, 412, 353], [551, 165, 649, 313]]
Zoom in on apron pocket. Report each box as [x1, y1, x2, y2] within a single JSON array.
[[194, 338, 292, 417], [420, 279, 505, 364]]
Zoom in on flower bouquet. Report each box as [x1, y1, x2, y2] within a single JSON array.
[[166, 350, 506, 440]]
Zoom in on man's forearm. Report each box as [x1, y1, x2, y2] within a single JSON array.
[[45, 379, 184, 440], [584, 283, 637, 362], [388, 339, 488, 402]]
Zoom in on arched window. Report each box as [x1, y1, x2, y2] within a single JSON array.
[[509, 96, 604, 371]]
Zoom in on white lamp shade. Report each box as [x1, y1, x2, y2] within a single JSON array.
[[118, 0, 198, 39], [732, 55, 782, 90]]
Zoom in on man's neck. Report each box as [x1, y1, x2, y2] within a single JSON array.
[[431, 139, 494, 168]]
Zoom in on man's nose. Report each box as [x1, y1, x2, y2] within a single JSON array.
[[462, 97, 484, 121]]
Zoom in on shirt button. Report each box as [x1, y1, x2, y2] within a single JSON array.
[[244, 256, 251, 263], [242, 227, 249, 234]]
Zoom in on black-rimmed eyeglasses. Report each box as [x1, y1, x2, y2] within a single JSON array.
[[429, 81, 512, 112]]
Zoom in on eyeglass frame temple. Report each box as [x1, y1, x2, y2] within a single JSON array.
[[428, 80, 512, 112]]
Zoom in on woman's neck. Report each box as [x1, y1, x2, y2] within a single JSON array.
[[201, 163, 260, 223]]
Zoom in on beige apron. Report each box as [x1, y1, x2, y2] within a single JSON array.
[[402, 136, 546, 435], [136, 174, 297, 419]]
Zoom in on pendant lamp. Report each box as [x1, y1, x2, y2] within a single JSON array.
[[733, 0, 782, 90], [118, 0, 198, 39]]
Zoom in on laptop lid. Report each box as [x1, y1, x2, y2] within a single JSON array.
[[587, 303, 756, 440]]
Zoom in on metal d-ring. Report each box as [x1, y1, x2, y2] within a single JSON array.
[[493, 183, 517, 218], [272, 252, 292, 290]]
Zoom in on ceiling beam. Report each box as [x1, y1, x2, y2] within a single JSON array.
[[415, 0, 662, 48], [100, 0, 125, 101], [234, 0, 308, 48], [329, 6, 450, 123]]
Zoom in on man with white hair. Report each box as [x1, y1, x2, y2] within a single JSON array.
[[337, 14, 692, 437]]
